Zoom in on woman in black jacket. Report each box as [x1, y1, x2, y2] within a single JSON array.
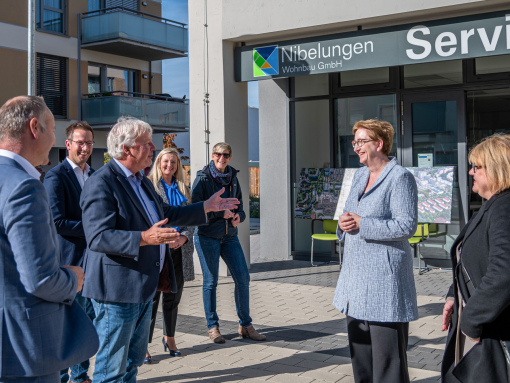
[[441, 133, 510, 383], [192, 142, 266, 344]]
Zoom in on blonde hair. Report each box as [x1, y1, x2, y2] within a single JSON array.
[[212, 142, 232, 156], [468, 133, 510, 194], [352, 119, 394, 156], [148, 147, 190, 200]]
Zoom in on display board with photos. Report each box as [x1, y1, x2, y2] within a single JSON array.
[[295, 166, 455, 223], [407, 166, 455, 223], [295, 168, 357, 220]]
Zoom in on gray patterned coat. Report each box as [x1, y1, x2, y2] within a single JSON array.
[[333, 158, 418, 322], [156, 180, 195, 282]]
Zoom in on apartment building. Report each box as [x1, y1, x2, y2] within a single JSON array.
[[188, 0, 510, 264], [0, 0, 188, 171]]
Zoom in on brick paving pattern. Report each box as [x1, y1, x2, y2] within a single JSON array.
[[131, 255, 451, 382]]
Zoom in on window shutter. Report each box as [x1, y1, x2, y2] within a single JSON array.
[[105, 0, 138, 11], [37, 54, 67, 118]]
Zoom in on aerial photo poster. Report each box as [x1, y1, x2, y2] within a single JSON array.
[[295, 166, 455, 223], [407, 166, 455, 223], [294, 168, 357, 220]]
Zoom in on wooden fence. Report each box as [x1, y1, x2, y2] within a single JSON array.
[[183, 165, 260, 198], [250, 167, 260, 197]]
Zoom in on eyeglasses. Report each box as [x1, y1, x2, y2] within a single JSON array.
[[351, 139, 374, 148], [213, 152, 231, 159], [69, 140, 94, 148], [471, 163, 485, 173]]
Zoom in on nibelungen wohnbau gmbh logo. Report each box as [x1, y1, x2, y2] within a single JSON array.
[[253, 45, 279, 77]]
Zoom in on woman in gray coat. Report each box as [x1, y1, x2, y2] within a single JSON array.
[[334, 119, 418, 383], [145, 147, 195, 362]]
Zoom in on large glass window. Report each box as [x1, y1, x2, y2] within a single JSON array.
[[404, 60, 462, 88], [341, 67, 389, 87], [292, 99, 330, 254], [294, 74, 329, 98], [467, 88, 510, 215], [411, 101, 458, 166], [335, 94, 397, 168], [37, 0, 65, 34], [88, 0, 138, 12], [475, 54, 510, 75], [88, 64, 138, 94]]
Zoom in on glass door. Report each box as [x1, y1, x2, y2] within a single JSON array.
[[402, 91, 467, 267]]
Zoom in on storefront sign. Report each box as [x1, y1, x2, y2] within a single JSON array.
[[235, 10, 510, 81]]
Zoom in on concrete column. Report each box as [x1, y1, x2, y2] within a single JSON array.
[[189, 0, 249, 276], [259, 79, 291, 260]]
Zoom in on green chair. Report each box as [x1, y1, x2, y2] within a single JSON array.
[[428, 223, 447, 238], [408, 223, 429, 274], [311, 219, 339, 267]]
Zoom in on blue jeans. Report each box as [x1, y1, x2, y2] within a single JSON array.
[[195, 235, 252, 329], [90, 300, 152, 383], [60, 292, 95, 383]]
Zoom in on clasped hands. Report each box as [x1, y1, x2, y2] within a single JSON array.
[[224, 209, 241, 227], [338, 212, 361, 232]]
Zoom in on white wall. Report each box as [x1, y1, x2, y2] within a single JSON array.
[[259, 79, 291, 260], [189, 0, 249, 275], [221, 0, 510, 42]]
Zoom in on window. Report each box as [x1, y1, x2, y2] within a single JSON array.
[[37, 0, 66, 34], [88, 63, 138, 94], [88, 0, 138, 12], [37, 54, 67, 118]]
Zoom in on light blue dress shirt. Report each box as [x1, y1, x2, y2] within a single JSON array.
[[113, 159, 165, 271]]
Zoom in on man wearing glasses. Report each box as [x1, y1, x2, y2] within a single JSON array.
[[44, 121, 96, 383]]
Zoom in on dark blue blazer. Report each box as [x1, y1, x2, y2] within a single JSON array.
[[80, 159, 207, 304], [0, 156, 98, 378], [44, 159, 94, 267]]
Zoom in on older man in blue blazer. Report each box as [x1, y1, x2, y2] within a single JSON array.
[[80, 117, 239, 383], [44, 121, 96, 383], [0, 96, 99, 383]]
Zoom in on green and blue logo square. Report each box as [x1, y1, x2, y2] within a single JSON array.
[[253, 45, 278, 77]]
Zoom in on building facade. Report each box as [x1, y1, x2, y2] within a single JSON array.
[[189, 0, 510, 264], [0, 0, 188, 172]]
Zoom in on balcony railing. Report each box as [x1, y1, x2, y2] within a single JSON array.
[[81, 91, 189, 133], [81, 7, 188, 60]]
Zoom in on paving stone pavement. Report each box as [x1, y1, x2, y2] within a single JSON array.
[[130, 256, 451, 382]]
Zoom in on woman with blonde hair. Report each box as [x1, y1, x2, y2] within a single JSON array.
[[144, 147, 194, 362], [441, 133, 510, 383]]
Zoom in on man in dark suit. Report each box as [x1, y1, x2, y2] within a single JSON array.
[[44, 121, 96, 383], [80, 117, 239, 383], [0, 96, 99, 383]]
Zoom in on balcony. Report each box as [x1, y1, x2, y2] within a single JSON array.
[[81, 8, 188, 61], [82, 92, 189, 133]]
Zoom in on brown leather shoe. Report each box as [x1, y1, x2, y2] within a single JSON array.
[[238, 325, 266, 341], [208, 327, 225, 343]]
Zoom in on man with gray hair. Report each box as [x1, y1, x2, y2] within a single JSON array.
[[80, 117, 238, 383], [0, 96, 99, 382]]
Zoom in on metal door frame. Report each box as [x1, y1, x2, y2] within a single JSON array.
[[401, 90, 468, 227]]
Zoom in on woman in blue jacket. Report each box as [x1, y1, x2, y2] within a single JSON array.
[[192, 142, 266, 344], [335, 119, 418, 383]]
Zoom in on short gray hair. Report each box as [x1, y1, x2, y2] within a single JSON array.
[[0, 96, 49, 142], [107, 117, 153, 159]]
